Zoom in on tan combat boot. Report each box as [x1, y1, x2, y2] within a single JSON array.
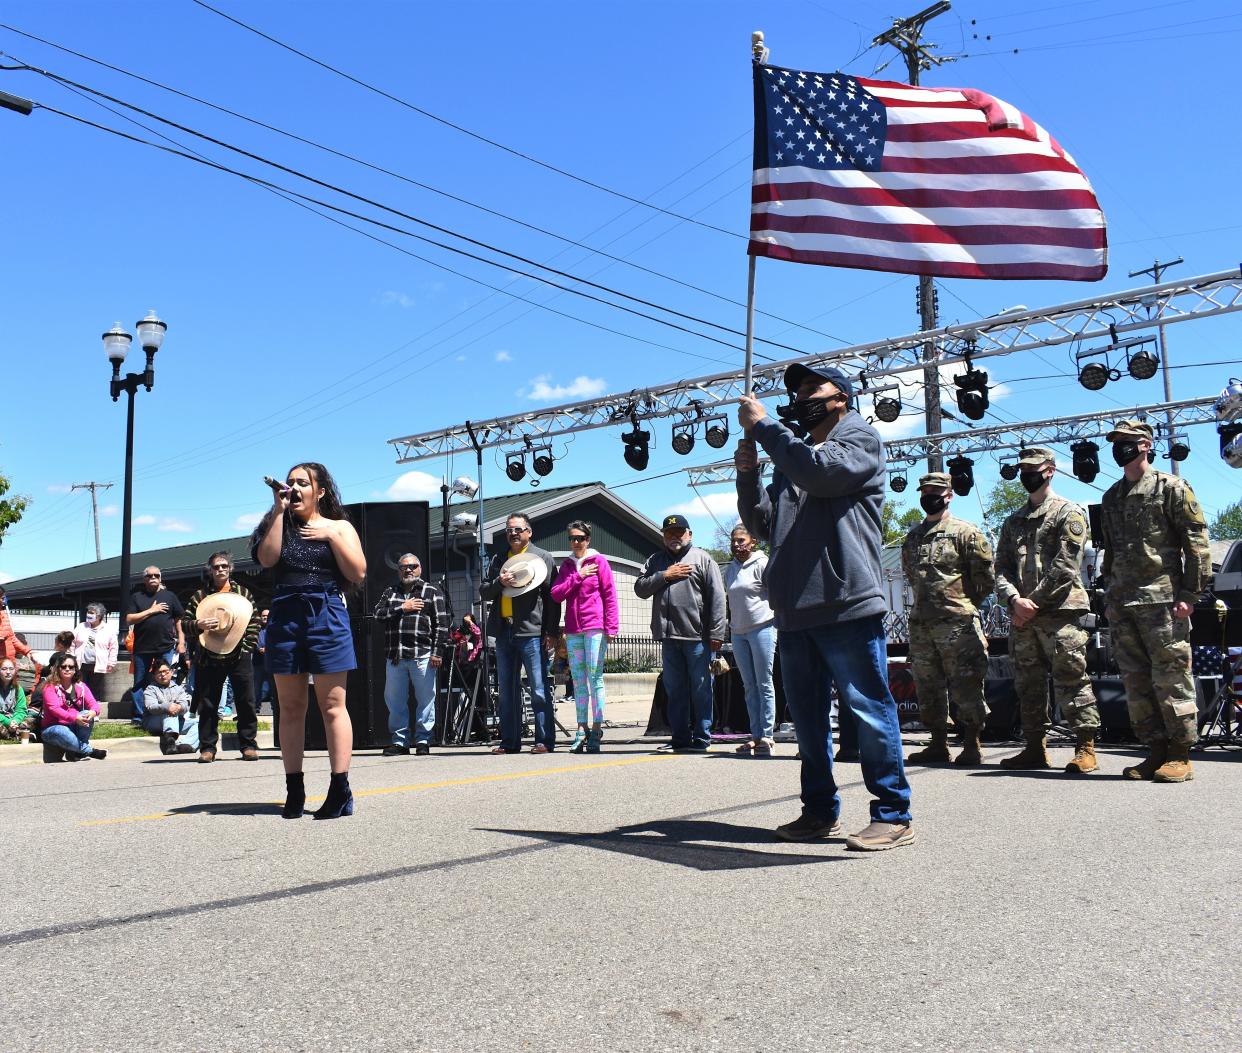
[[999, 737, 1050, 770], [907, 728, 951, 764], [1122, 740, 1168, 781], [1064, 734, 1098, 775], [953, 726, 982, 766], [1153, 741, 1195, 783]]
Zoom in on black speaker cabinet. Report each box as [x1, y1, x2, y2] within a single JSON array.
[[1093, 676, 1134, 742], [275, 501, 430, 752]]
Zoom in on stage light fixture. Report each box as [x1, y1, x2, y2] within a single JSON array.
[[622, 421, 650, 471], [999, 462, 1019, 481], [671, 422, 696, 456], [1126, 347, 1160, 380], [1168, 435, 1190, 462], [704, 415, 730, 449], [1071, 440, 1100, 483], [947, 455, 975, 496], [874, 395, 902, 424], [953, 366, 990, 421], [1077, 362, 1110, 391], [505, 451, 526, 482], [532, 446, 555, 477], [889, 470, 908, 493]]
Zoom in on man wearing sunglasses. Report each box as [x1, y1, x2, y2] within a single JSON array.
[[124, 566, 186, 728], [374, 554, 448, 756]]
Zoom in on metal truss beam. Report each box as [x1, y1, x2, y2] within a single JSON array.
[[685, 397, 1221, 484], [388, 267, 1242, 464]]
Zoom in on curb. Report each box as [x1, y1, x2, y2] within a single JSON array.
[[0, 728, 277, 770]]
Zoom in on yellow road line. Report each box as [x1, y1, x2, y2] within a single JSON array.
[[81, 753, 670, 827]]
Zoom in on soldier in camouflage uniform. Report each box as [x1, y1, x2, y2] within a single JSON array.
[[1099, 419, 1212, 784], [901, 472, 995, 766], [994, 447, 1100, 773]]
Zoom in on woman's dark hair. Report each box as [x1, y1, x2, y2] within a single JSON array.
[[250, 461, 351, 549], [55, 630, 75, 649], [566, 520, 591, 539]]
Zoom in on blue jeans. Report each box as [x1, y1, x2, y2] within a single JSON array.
[[661, 639, 713, 749], [494, 626, 554, 751], [779, 615, 912, 824], [384, 657, 439, 747], [42, 722, 96, 757], [131, 649, 177, 723], [732, 624, 777, 742], [144, 710, 200, 751]]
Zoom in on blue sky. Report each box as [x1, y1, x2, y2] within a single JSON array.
[[2, 0, 1240, 582]]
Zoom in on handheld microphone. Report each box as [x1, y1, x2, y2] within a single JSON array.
[[263, 475, 288, 495]]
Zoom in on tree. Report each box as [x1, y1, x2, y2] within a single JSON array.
[[1209, 498, 1242, 540], [0, 471, 29, 545], [881, 502, 924, 545], [982, 479, 1029, 539]]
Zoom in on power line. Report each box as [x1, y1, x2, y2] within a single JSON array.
[[186, 0, 744, 240], [0, 23, 849, 346]]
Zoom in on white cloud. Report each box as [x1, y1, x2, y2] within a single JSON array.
[[233, 511, 264, 531], [494, 350, 512, 362], [664, 490, 740, 522], [379, 290, 415, 308], [521, 374, 607, 402], [46, 483, 71, 494], [382, 470, 441, 501], [133, 514, 156, 526], [133, 514, 192, 533], [99, 504, 119, 518], [0, 571, 13, 585]]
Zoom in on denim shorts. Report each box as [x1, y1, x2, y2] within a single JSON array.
[[266, 587, 357, 675]]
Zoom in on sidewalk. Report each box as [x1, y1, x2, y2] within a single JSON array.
[[0, 723, 278, 769]]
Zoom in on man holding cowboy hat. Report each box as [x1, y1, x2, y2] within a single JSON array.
[[480, 513, 561, 754], [182, 551, 262, 763]]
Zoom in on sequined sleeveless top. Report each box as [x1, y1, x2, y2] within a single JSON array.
[[273, 521, 343, 589]]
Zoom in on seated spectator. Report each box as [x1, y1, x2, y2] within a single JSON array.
[[0, 658, 32, 741], [142, 658, 198, 755], [13, 639, 41, 736], [72, 602, 118, 699], [40, 656, 107, 762], [452, 613, 483, 665]]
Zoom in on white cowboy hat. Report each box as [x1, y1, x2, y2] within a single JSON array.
[[501, 551, 548, 598], [196, 592, 254, 655]]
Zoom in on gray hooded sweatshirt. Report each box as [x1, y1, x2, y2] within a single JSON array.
[[735, 410, 888, 631]]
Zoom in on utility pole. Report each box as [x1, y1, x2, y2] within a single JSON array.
[[71, 481, 114, 561], [873, 2, 954, 472], [1128, 257, 1183, 475]]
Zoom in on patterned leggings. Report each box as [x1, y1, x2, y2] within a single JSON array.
[[566, 630, 608, 725]]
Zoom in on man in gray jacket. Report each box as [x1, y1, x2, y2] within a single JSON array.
[[635, 514, 726, 751], [736, 364, 913, 852]]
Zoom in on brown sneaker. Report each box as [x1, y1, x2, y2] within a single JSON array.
[[1153, 741, 1195, 783], [845, 821, 915, 852], [240, 748, 260, 761], [1123, 740, 1168, 781], [198, 750, 216, 764], [1064, 736, 1098, 775], [775, 809, 842, 842], [999, 739, 1050, 770]]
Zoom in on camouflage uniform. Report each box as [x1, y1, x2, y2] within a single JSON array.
[[994, 464, 1098, 738], [902, 507, 994, 731], [1099, 422, 1211, 749]]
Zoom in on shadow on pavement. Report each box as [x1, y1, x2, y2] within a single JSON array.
[[165, 801, 283, 817], [481, 818, 849, 871]]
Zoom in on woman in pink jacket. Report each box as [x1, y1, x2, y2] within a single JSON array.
[[549, 521, 619, 753], [40, 655, 108, 762]]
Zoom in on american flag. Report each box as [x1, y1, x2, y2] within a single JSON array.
[[749, 65, 1107, 281]]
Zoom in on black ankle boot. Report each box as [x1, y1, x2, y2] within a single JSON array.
[[312, 771, 354, 820], [282, 772, 306, 819]]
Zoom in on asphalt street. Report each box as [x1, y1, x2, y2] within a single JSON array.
[[4, 733, 1240, 1053]]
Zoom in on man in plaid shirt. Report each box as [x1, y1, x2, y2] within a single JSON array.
[[374, 553, 448, 755]]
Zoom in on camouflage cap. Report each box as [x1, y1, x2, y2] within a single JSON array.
[[1105, 418, 1154, 442], [1016, 446, 1057, 468], [917, 472, 952, 490]]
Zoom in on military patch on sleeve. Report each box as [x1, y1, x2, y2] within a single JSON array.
[[1067, 516, 1086, 539]]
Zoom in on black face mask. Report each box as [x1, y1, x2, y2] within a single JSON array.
[[919, 494, 948, 516], [776, 396, 841, 437], [1019, 470, 1048, 494], [1112, 441, 1142, 468]]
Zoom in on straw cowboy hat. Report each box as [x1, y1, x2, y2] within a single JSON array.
[[196, 592, 254, 655], [500, 551, 548, 599]]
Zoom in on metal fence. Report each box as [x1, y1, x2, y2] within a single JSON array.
[[602, 634, 662, 673], [883, 605, 1012, 644]]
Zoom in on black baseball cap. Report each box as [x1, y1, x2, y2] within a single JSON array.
[[661, 514, 691, 531], [782, 363, 854, 404]]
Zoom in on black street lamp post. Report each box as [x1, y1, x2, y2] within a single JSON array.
[[104, 312, 167, 647]]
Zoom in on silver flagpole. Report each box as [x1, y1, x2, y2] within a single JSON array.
[[746, 30, 768, 397]]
